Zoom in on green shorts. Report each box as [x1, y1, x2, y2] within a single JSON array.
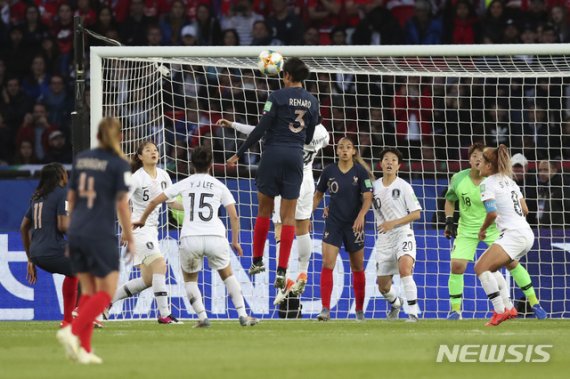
[[451, 233, 498, 261]]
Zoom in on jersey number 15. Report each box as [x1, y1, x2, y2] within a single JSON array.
[[188, 193, 214, 221]]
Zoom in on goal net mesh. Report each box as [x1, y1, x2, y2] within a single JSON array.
[[95, 50, 570, 320]]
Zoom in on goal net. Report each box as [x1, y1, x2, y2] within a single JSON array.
[[90, 45, 570, 320]]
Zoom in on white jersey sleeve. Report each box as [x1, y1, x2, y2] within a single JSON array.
[[480, 177, 496, 202], [303, 123, 329, 172], [220, 185, 236, 207], [232, 121, 256, 135], [402, 181, 422, 213]]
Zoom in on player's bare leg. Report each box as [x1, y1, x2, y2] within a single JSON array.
[[505, 260, 547, 319], [218, 266, 257, 326]]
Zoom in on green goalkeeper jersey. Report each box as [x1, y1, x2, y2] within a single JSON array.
[[445, 169, 499, 239]]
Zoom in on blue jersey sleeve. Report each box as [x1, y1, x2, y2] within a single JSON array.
[[114, 159, 132, 195], [236, 93, 278, 158], [56, 188, 67, 216], [357, 165, 373, 194], [316, 165, 330, 193]]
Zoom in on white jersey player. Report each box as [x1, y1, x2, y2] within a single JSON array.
[[134, 146, 257, 327], [111, 141, 182, 324], [217, 118, 330, 304], [373, 148, 422, 322], [475, 145, 544, 327]]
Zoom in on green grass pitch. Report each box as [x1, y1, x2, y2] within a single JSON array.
[[1, 320, 568, 379]]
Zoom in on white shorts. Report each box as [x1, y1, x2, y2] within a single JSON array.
[[179, 236, 230, 273], [272, 174, 314, 224], [133, 227, 163, 266], [494, 228, 535, 261], [375, 229, 417, 276]]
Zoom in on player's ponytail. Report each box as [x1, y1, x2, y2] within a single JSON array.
[[130, 140, 157, 173], [33, 163, 64, 200], [97, 117, 125, 159], [497, 144, 513, 178]]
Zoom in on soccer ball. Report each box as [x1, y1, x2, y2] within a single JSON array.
[[258, 50, 283, 76]]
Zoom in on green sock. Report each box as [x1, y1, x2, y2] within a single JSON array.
[[448, 273, 464, 312], [509, 264, 539, 306]]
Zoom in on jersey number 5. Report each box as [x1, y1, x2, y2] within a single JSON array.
[[188, 193, 214, 221], [78, 173, 97, 209], [288, 110, 306, 133]]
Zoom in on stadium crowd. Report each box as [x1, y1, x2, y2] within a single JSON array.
[[1, 0, 570, 171]]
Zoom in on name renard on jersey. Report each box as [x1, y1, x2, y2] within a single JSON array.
[[289, 98, 312, 108], [75, 158, 109, 171]]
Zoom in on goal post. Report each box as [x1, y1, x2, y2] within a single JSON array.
[[90, 44, 570, 320]]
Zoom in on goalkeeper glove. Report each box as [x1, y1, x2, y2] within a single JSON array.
[[444, 217, 457, 239]]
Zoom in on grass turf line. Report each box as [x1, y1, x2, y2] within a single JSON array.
[[0, 320, 568, 379]]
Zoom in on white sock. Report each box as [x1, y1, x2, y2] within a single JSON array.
[[112, 277, 148, 303], [275, 241, 280, 266], [152, 274, 170, 317], [401, 275, 419, 316], [479, 271, 505, 313], [224, 275, 247, 318], [296, 233, 312, 274], [184, 282, 207, 321], [380, 285, 401, 307], [493, 271, 514, 310]]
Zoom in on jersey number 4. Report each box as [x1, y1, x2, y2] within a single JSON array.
[[188, 193, 214, 221], [78, 173, 96, 209]]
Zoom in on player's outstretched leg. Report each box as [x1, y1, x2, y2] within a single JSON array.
[[508, 262, 547, 319]]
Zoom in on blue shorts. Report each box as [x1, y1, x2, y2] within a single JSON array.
[[256, 146, 303, 200], [68, 235, 120, 277], [322, 221, 365, 253], [31, 255, 74, 277]]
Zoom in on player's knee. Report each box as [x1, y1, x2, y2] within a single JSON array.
[[377, 280, 391, 294], [473, 262, 485, 276], [451, 261, 466, 274], [399, 267, 413, 277]]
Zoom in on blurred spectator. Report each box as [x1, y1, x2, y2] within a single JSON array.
[[307, 0, 342, 42], [220, 0, 263, 46], [42, 129, 71, 163], [549, 5, 569, 43], [159, 0, 187, 46], [0, 112, 12, 164], [329, 25, 347, 45], [39, 36, 59, 73], [392, 77, 433, 160], [75, 0, 96, 27], [16, 103, 58, 161], [22, 5, 49, 49], [221, 28, 240, 46], [360, 107, 396, 162], [13, 139, 38, 164], [250, 20, 282, 45], [303, 25, 320, 45], [0, 76, 34, 128], [120, 0, 155, 46], [41, 74, 71, 127], [22, 55, 50, 101], [519, 23, 538, 43], [443, 0, 480, 44], [405, 0, 443, 45], [352, 5, 403, 45], [195, 3, 222, 46], [524, 0, 549, 30], [266, 0, 304, 45], [531, 160, 570, 227], [481, 0, 506, 43], [538, 22, 559, 43], [502, 18, 520, 43], [483, 101, 512, 147], [511, 153, 537, 220], [0, 58, 6, 90], [2, 25, 34, 78], [93, 6, 118, 37], [35, 0, 60, 28], [146, 24, 163, 46], [52, 3, 74, 73], [180, 24, 198, 46], [385, 0, 417, 28], [521, 103, 561, 160]]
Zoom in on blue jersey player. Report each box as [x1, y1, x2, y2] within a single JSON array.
[[312, 137, 374, 321], [56, 117, 134, 365], [227, 57, 319, 290], [20, 163, 78, 327]]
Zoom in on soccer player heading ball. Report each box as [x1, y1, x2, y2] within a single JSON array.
[[475, 145, 546, 326], [227, 57, 320, 291]]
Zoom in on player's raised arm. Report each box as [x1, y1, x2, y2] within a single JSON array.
[[217, 118, 256, 135]]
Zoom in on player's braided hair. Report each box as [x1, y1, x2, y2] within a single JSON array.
[[33, 163, 65, 200], [130, 140, 157, 173], [97, 117, 125, 159], [483, 144, 513, 178], [339, 136, 375, 181]]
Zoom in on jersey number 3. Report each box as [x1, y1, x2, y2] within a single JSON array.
[[188, 193, 214, 221], [288, 110, 306, 133]]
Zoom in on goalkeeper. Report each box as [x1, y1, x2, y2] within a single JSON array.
[[444, 143, 546, 320]]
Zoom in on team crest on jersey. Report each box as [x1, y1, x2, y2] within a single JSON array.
[[324, 231, 329, 239], [146, 242, 154, 250], [161, 181, 167, 190], [392, 189, 400, 199], [352, 176, 359, 185]]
